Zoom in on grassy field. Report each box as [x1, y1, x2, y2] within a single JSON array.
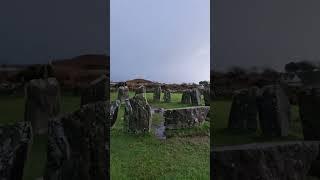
[[0, 94, 80, 180], [213, 99, 303, 146], [110, 92, 210, 179]]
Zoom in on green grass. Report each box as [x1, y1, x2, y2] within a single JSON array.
[[0, 94, 80, 180], [213, 100, 304, 146], [111, 92, 210, 179]]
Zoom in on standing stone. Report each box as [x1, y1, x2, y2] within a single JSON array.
[[228, 88, 258, 131], [110, 100, 121, 127], [181, 90, 192, 104], [164, 106, 210, 129], [25, 78, 61, 135], [190, 88, 201, 106], [124, 96, 152, 133], [80, 75, 107, 106], [298, 86, 320, 178], [117, 86, 129, 102], [163, 90, 171, 103], [258, 85, 290, 137], [299, 87, 320, 140], [153, 85, 161, 102], [45, 101, 109, 180], [203, 87, 210, 106], [0, 122, 33, 180], [135, 85, 146, 98]]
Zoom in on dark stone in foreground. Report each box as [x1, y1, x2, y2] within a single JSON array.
[[124, 96, 152, 133], [299, 87, 320, 177], [80, 75, 107, 106], [110, 100, 120, 127], [258, 85, 290, 137], [228, 88, 258, 131], [164, 106, 209, 129], [25, 78, 61, 135], [45, 101, 109, 180], [212, 141, 320, 180], [299, 87, 320, 140], [0, 122, 33, 180]]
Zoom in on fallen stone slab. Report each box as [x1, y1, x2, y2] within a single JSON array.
[[45, 101, 109, 180], [212, 141, 320, 180], [164, 106, 210, 129], [0, 122, 33, 180]]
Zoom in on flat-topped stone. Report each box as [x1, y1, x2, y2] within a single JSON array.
[[213, 141, 320, 180], [164, 106, 209, 129]]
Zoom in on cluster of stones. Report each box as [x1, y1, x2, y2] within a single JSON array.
[[228, 85, 290, 137], [44, 75, 109, 180], [181, 90, 192, 104], [181, 88, 202, 106], [0, 122, 33, 180]]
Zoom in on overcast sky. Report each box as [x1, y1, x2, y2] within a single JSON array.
[[0, 0, 109, 64], [111, 0, 210, 83], [213, 0, 320, 72]]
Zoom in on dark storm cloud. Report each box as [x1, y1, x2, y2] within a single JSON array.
[[0, 0, 109, 64], [213, 0, 320, 71]]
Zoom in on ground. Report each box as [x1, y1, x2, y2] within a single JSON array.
[[212, 99, 303, 146], [110, 92, 210, 179]]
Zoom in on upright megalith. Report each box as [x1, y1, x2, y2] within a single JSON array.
[[212, 141, 320, 180], [0, 122, 33, 180], [190, 88, 201, 106], [45, 101, 109, 180], [258, 85, 290, 137], [80, 75, 107, 106], [124, 96, 152, 133], [110, 100, 121, 127], [24, 77, 61, 135], [181, 90, 192, 104], [203, 87, 211, 106], [153, 85, 161, 102], [164, 106, 210, 129], [163, 89, 171, 103], [228, 88, 258, 131], [299, 87, 320, 140], [135, 85, 146, 98], [117, 86, 129, 102]]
